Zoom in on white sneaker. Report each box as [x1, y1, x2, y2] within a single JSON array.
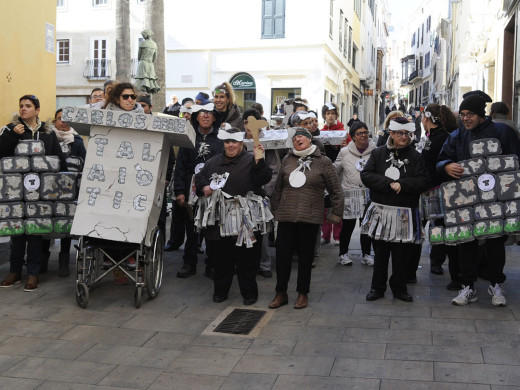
[[488, 283, 506, 307], [452, 285, 478, 306], [320, 238, 329, 245], [337, 254, 353, 266], [332, 239, 340, 246], [361, 254, 375, 266]]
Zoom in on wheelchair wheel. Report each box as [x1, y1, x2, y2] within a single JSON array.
[[145, 228, 164, 299], [83, 246, 96, 287], [76, 282, 89, 308], [135, 285, 143, 308]]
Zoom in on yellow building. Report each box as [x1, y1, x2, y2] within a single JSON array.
[[0, 0, 56, 126]]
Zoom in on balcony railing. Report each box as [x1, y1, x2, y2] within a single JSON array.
[[83, 59, 112, 80], [409, 69, 424, 83]]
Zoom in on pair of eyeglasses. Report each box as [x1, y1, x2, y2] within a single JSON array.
[[459, 112, 475, 119], [199, 111, 213, 117], [121, 94, 137, 100], [355, 131, 369, 136], [391, 131, 410, 137]]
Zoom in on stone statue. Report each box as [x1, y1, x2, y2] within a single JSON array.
[[135, 29, 160, 94]]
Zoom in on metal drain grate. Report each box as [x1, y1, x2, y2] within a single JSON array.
[[213, 308, 266, 335]]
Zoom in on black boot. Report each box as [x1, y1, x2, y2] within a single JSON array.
[[58, 252, 70, 277], [176, 264, 196, 278]]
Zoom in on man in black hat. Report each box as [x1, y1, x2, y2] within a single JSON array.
[[462, 90, 492, 103], [437, 94, 520, 307]]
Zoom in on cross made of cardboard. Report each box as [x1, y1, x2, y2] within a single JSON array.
[[62, 107, 195, 246]]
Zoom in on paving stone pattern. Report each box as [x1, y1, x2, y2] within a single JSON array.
[[0, 230, 520, 389]]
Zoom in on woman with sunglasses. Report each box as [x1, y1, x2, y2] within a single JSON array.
[[360, 117, 429, 303], [101, 82, 143, 278], [103, 82, 143, 113], [0, 95, 67, 291]]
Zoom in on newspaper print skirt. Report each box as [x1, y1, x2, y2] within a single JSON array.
[[361, 202, 424, 244]]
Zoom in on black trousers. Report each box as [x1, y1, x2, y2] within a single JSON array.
[[42, 236, 72, 255], [167, 202, 187, 248], [275, 222, 319, 295], [407, 218, 459, 280], [339, 218, 372, 256], [182, 216, 198, 267], [210, 235, 261, 300], [430, 243, 460, 281], [371, 239, 411, 294], [458, 236, 506, 288]]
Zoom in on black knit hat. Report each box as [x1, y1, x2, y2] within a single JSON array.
[[459, 95, 486, 118], [462, 90, 492, 103]]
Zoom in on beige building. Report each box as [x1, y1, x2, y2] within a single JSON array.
[[0, 0, 56, 125]]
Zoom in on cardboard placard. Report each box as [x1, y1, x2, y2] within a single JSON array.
[[243, 129, 347, 150], [70, 127, 169, 245], [247, 116, 269, 160], [61, 106, 196, 148]]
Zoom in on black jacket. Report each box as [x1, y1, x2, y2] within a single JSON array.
[[419, 126, 452, 187], [163, 102, 181, 116], [173, 122, 223, 197], [361, 140, 430, 208], [195, 149, 272, 197], [437, 117, 520, 175], [217, 104, 244, 130], [0, 117, 67, 170]]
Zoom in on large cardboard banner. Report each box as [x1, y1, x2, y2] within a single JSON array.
[[65, 107, 196, 246], [70, 127, 168, 245]]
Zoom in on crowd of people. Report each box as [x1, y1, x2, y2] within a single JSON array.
[[1, 81, 519, 311]]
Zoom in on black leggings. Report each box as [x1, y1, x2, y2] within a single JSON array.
[[339, 218, 372, 256]]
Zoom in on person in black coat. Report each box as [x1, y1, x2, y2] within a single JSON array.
[[361, 116, 430, 303], [407, 103, 459, 286], [173, 103, 224, 278], [0, 95, 67, 291], [437, 94, 520, 306], [195, 128, 272, 305]]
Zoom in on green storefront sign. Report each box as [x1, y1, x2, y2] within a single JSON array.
[[230, 74, 256, 90]]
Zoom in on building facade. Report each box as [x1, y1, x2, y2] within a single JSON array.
[[55, 0, 388, 132], [396, 0, 449, 112], [55, 0, 148, 108], [164, 0, 376, 127], [389, 0, 519, 129], [0, 0, 57, 125]]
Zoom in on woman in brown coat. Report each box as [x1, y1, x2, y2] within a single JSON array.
[[269, 128, 343, 309]]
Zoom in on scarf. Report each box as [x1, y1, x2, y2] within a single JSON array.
[[53, 127, 76, 144], [293, 144, 316, 157]]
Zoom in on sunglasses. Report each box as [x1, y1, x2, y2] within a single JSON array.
[[121, 94, 137, 100]]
